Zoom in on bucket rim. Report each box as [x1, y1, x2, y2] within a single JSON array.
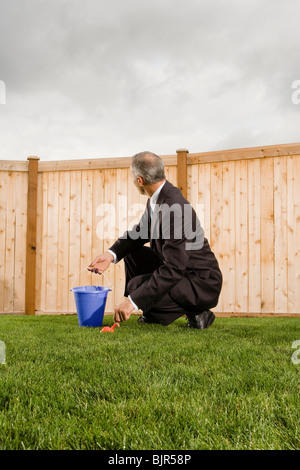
[[70, 286, 112, 293]]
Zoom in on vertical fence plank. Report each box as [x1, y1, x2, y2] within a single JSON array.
[[68, 171, 82, 311], [46, 171, 59, 312], [80, 170, 93, 288], [260, 157, 274, 314], [166, 165, 177, 186], [57, 171, 70, 312], [0, 172, 8, 312], [177, 149, 188, 199], [287, 156, 300, 313], [248, 159, 261, 313], [35, 172, 43, 312], [40, 171, 48, 312], [25, 157, 39, 314], [294, 156, 300, 314], [235, 160, 248, 312], [274, 156, 288, 313], [186, 165, 192, 203], [196, 164, 207, 238], [198, 163, 211, 243], [4, 172, 16, 312], [14, 172, 27, 312], [92, 169, 105, 277], [103, 169, 116, 313], [189, 164, 199, 210], [210, 162, 223, 312], [114, 168, 128, 306], [222, 161, 236, 312]]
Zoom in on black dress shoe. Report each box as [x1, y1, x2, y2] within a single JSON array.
[[186, 310, 215, 329], [137, 315, 161, 324]]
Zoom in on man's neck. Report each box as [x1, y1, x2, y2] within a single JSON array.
[[144, 180, 166, 198]]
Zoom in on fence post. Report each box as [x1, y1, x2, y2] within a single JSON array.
[[176, 148, 189, 199], [25, 156, 39, 315]]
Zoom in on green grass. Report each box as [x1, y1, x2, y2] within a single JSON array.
[[0, 314, 299, 450]]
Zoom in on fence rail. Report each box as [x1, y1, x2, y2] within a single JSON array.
[[0, 143, 299, 316]]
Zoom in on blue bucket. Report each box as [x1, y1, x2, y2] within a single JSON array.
[[71, 285, 112, 327]]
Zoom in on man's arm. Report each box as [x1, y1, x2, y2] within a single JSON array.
[[108, 205, 150, 262], [89, 204, 150, 274]]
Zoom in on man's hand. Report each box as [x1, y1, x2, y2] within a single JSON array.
[[88, 251, 114, 274], [114, 298, 135, 323]]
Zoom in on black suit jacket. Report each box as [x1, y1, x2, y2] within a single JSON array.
[[109, 180, 222, 313]]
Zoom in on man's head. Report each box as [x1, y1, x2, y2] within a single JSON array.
[[130, 151, 166, 195]]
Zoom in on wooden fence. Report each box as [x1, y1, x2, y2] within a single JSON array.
[[0, 143, 299, 316]]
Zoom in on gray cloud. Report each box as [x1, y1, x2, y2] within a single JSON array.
[[0, 0, 300, 160]]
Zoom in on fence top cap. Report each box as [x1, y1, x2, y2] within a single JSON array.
[[27, 156, 40, 160], [176, 148, 189, 153]]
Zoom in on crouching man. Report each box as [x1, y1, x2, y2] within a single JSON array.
[[88, 151, 222, 329]]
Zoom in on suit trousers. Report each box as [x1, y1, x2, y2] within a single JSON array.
[[124, 246, 188, 326]]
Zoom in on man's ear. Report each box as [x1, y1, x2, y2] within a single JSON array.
[[137, 176, 144, 186]]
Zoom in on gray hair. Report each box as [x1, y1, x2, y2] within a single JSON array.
[[130, 151, 166, 185]]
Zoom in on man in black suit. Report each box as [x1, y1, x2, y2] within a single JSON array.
[[88, 151, 222, 329]]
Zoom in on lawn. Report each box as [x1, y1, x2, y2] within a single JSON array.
[[0, 314, 299, 450]]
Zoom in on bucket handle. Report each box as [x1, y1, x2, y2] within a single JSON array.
[[70, 267, 113, 291]]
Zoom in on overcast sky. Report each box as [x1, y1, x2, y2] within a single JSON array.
[[0, 0, 300, 161]]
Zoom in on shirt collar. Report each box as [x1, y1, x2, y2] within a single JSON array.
[[150, 180, 166, 208]]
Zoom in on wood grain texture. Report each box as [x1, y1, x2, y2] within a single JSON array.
[[68, 171, 82, 312], [287, 156, 300, 313], [5, 172, 16, 312], [248, 159, 261, 313], [235, 160, 248, 313], [177, 149, 188, 199], [35, 172, 43, 311], [103, 169, 116, 313], [210, 162, 223, 312], [45, 171, 59, 312], [0, 172, 8, 312], [57, 171, 70, 312], [260, 158, 274, 313], [114, 168, 128, 306], [25, 158, 39, 314], [80, 170, 93, 288], [222, 161, 236, 312], [39, 172, 48, 312], [274, 157, 288, 313], [14, 172, 27, 312], [198, 163, 211, 242]]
